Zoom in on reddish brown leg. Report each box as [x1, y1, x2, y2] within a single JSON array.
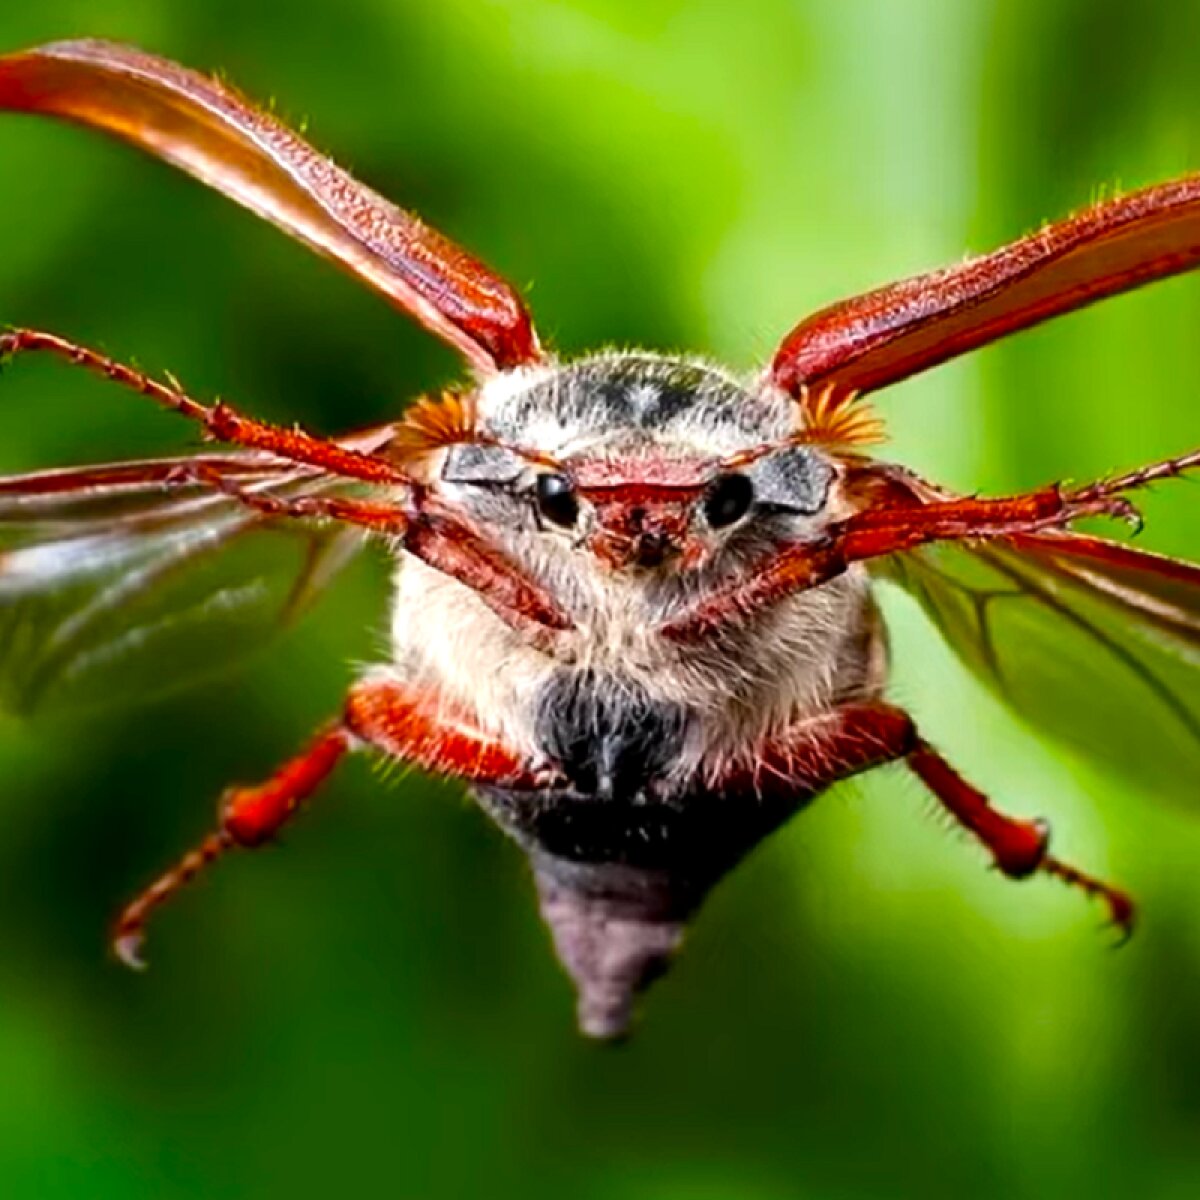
[[2, 331, 573, 640], [113, 679, 558, 967], [714, 702, 919, 797], [112, 724, 351, 968], [906, 742, 1135, 937], [663, 483, 1143, 643], [0, 329, 410, 486], [713, 701, 1134, 937], [183, 464, 573, 641], [1070, 447, 1200, 507], [344, 676, 561, 788]]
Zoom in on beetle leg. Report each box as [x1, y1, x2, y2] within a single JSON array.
[[1, 333, 573, 642], [112, 723, 352, 969], [1068, 447, 1200, 511], [663, 477, 1158, 643], [906, 741, 1135, 938], [712, 701, 920, 797], [181, 464, 574, 643], [711, 701, 1134, 937], [112, 680, 558, 968], [343, 676, 561, 788], [0, 328, 410, 486]]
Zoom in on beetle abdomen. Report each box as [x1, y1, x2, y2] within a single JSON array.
[[474, 726, 813, 1040]]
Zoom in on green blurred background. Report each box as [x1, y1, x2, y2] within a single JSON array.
[[1, 2, 1198, 1197]]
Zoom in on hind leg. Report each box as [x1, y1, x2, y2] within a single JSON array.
[[112, 677, 557, 966]]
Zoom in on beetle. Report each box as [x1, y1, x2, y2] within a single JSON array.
[[0, 40, 1197, 1040]]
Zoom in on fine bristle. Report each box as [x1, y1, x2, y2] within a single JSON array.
[[796, 383, 886, 449], [391, 391, 482, 460]]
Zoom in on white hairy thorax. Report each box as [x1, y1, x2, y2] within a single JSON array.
[[385, 351, 884, 783]]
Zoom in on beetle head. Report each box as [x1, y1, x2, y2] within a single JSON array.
[[436, 351, 836, 577]]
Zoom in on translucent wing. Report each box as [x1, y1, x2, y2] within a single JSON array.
[[877, 533, 1200, 796], [0, 439, 389, 716]]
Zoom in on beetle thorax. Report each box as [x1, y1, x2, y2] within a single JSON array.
[[387, 351, 881, 777]]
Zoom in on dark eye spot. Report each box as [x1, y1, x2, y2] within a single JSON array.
[[703, 473, 754, 528], [535, 472, 579, 528]]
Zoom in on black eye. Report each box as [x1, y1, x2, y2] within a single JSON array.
[[703, 473, 754, 528], [535, 472, 579, 528]]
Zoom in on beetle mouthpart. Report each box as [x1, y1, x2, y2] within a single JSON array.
[[589, 530, 680, 572], [585, 496, 692, 572], [533, 863, 687, 1041]]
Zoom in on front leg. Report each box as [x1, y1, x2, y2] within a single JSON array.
[[664, 482, 1141, 643], [712, 701, 1133, 935], [112, 678, 557, 967], [666, 446, 1200, 644], [180, 463, 574, 644]]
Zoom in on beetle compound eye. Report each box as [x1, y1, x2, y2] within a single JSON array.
[[703, 473, 754, 528], [535, 472, 580, 528]]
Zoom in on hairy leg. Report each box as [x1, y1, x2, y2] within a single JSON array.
[[112, 677, 558, 967], [661, 456, 1200, 642], [906, 745, 1134, 933], [0, 339, 572, 641], [181, 463, 573, 643], [343, 676, 559, 789], [0, 328, 410, 486], [713, 701, 1134, 935], [111, 723, 351, 968]]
